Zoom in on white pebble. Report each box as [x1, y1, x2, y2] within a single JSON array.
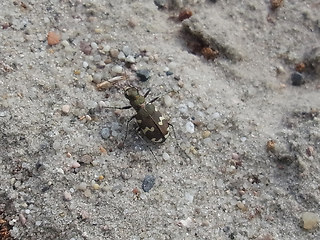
[[25, 209, 31, 214], [122, 45, 132, 56], [125, 55, 135, 63], [178, 104, 188, 113], [102, 44, 110, 52], [78, 182, 87, 191], [61, 40, 69, 47], [63, 191, 72, 201], [187, 102, 194, 108], [185, 121, 195, 133], [162, 152, 170, 161], [61, 105, 70, 114], [71, 161, 80, 168], [90, 42, 98, 51], [111, 65, 123, 74], [212, 112, 220, 119], [83, 61, 89, 68], [240, 137, 247, 142], [117, 51, 125, 60], [164, 95, 173, 107], [35, 221, 42, 226]]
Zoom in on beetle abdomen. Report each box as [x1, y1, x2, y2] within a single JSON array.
[[136, 104, 169, 143]]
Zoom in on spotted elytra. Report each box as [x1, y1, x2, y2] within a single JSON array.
[[109, 87, 173, 145]]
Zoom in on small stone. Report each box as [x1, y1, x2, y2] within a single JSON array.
[[302, 212, 319, 230], [122, 46, 132, 56], [47, 31, 60, 45], [154, 0, 167, 9], [111, 65, 123, 75], [83, 61, 89, 68], [136, 69, 151, 82], [110, 48, 119, 58], [117, 51, 126, 60], [102, 44, 111, 52], [71, 161, 80, 168], [142, 175, 156, 192], [166, 71, 174, 76], [202, 130, 211, 138], [90, 42, 98, 51], [185, 121, 195, 133], [92, 73, 102, 83], [306, 146, 314, 157], [236, 201, 247, 211], [92, 183, 100, 190], [177, 217, 193, 228], [63, 191, 72, 201], [80, 154, 92, 164], [101, 127, 111, 139], [61, 105, 70, 114], [291, 72, 305, 86], [270, 0, 283, 10], [78, 182, 87, 191], [19, 213, 27, 225], [164, 95, 173, 107], [125, 55, 135, 63], [162, 152, 170, 161]]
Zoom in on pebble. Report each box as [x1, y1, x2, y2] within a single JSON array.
[[142, 175, 156, 192], [63, 191, 72, 201], [19, 213, 27, 225], [136, 69, 151, 82], [83, 61, 89, 68], [202, 130, 211, 138], [122, 46, 132, 56], [100, 127, 111, 139], [166, 71, 174, 76], [291, 72, 305, 86], [80, 154, 92, 164], [61, 105, 70, 114], [90, 42, 98, 51], [110, 48, 119, 58], [78, 182, 87, 191], [47, 31, 60, 45], [92, 183, 100, 190], [178, 104, 188, 113], [71, 161, 80, 168], [163, 95, 173, 107], [162, 152, 170, 161], [92, 73, 102, 83], [111, 65, 123, 74], [185, 121, 195, 133], [117, 51, 126, 61], [302, 212, 319, 230], [125, 55, 135, 63], [177, 217, 193, 228]]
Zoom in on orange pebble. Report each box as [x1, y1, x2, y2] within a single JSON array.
[[47, 31, 60, 45]]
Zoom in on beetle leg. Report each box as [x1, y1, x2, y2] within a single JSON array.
[[148, 97, 159, 104], [106, 105, 132, 110], [143, 88, 151, 98], [123, 115, 136, 144]]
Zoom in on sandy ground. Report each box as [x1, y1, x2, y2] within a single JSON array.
[[1, 0, 320, 239]]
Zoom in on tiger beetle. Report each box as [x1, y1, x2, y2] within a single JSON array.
[[108, 87, 175, 147]]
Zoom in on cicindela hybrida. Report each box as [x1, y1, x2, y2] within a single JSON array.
[[106, 87, 182, 160]]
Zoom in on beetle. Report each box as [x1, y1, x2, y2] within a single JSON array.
[[118, 87, 171, 144]]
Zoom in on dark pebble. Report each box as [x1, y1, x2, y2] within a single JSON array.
[[142, 175, 156, 192], [136, 69, 151, 82], [291, 72, 305, 86], [166, 71, 173, 76], [154, 0, 167, 9]]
